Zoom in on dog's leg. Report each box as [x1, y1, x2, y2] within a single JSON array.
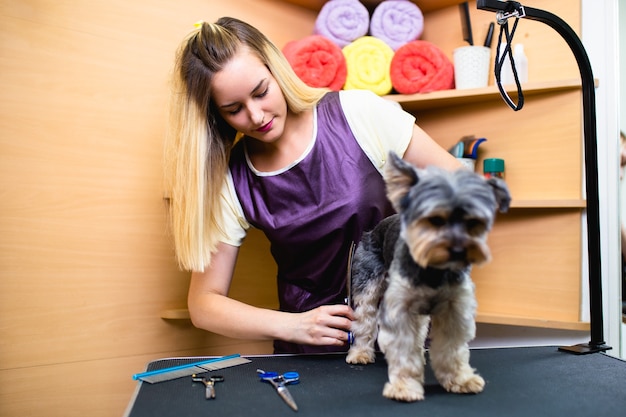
[[346, 277, 382, 364], [346, 240, 388, 365], [429, 280, 485, 394], [377, 276, 430, 402]]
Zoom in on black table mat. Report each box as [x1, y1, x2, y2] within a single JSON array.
[[125, 346, 626, 417]]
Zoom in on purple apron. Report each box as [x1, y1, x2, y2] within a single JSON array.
[[229, 92, 393, 353]]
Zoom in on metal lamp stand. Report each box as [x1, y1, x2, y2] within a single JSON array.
[[476, 0, 611, 354]]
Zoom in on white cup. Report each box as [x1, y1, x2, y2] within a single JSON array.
[[453, 46, 490, 90], [457, 157, 476, 171]]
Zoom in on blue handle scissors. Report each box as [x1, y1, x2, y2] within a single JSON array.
[[257, 369, 300, 411]]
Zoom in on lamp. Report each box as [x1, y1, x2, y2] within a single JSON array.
[[476, 0, 611, 354]]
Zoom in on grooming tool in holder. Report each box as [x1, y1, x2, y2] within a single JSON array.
[[484, 22, 495, 47], [132, 353, 251, 384], [459, 2, 474, 46], [455, 2, 491, 90]]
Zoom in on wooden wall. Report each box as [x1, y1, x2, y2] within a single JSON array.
[[0, 0, 591, 415], [0, 1, 315, 416]]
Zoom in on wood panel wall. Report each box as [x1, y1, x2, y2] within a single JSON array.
[[0, 1, 315, 416], [0, 1, 587, 416]]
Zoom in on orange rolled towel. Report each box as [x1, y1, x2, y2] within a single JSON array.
[[390, 40, 455, 94], [283, 35, 347, 91]]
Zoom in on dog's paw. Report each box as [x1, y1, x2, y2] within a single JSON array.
[[382, 379, 425, 402], [443, 373, 485, 394], [346, 348, 375, 364]]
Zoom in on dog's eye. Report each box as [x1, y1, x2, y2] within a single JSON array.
[[428, 216, 446, 227], [466, 219, 486, 234]]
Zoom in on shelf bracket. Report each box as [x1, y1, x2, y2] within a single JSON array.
[[476, 0, 611, 355]]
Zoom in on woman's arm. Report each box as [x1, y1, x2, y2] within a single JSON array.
[[403, 124, 462, 171], [187, 241, 354, 346]]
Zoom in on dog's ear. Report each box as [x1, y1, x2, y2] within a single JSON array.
[[486, 177, 512, 213], [384, 151, 419, 211]]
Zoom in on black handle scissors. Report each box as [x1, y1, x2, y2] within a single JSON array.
[[192, 373, 224, 399]]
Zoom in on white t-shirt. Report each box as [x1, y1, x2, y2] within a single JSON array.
[[219, 89, 415, 246]]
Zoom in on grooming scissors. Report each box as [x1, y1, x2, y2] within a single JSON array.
[[345, 241, 356, 344], [191, 373, 224, 399], [257, 369, 300, 411]]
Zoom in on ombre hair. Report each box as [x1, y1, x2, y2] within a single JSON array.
[[164, 17, 327, 271]]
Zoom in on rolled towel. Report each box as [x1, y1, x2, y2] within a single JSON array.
[[390, 40, 455, 94], [342, 36, 394, 96], [370, 0, 425, 51], [314, 0, 370, 48], [282, 35, 347, 91]]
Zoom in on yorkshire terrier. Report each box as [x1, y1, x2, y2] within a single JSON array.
[[346, 152, 511, 402]]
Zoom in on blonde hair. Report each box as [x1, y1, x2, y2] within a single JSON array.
[[164, 17, 327, 271]]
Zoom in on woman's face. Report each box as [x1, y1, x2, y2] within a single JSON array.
[[211, 47, 287, 143]]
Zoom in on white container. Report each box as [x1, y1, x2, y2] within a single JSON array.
[[453, 46, 491, 90], [497, 43, 527, 84], [457, 158, 476, 171], [497, 42, 514, 84], [513, 44, 528, 83]]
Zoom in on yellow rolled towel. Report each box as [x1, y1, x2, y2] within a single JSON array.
[[342, 36, 394, 96]]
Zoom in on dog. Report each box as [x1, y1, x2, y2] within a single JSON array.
[[346, 151, 511, 402]]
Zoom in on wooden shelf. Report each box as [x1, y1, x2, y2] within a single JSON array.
[[161, 308, 191, 320], [477, 313, 590, 331], [385, 79, 584, 111], [165, 305, 591, 331], [163, 308, 589, 331], [509, 199, 586, 209]]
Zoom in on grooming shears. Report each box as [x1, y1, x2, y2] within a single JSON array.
[[257, 369, 300, 411], [345, 241, 356, 344], [191, 373, 224, 399]]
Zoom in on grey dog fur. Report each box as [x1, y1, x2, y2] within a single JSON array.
[[346, 152, 511, 402]]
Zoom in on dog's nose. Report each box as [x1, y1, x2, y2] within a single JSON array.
[[449, 247, 467, 261]]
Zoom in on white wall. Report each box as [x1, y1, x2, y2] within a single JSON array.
[[617, 1, 625, 229], [582, 0, 622, 357], [619, 0, 626, 358]]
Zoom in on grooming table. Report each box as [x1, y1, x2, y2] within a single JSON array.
[[124, 346, 626, 417]]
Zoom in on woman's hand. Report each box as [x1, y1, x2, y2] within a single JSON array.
[[188, 242, 355, 347], [284, 304, 355, 347]]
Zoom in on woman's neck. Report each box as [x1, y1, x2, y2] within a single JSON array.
[[246, 109, 313, 172]]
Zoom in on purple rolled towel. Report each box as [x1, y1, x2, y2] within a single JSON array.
[[314, 0, 370, 48], [370, 0, 424, 51]]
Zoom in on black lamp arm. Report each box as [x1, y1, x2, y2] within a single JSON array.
[[477, 0, 611, 354]]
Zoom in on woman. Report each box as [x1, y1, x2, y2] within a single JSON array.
[[164, 17, 460, 353]]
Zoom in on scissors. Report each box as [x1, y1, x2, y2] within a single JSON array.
[[345, 241, 356, 345], [191, 373, 224, 399], [257, 369, 300, 411]]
